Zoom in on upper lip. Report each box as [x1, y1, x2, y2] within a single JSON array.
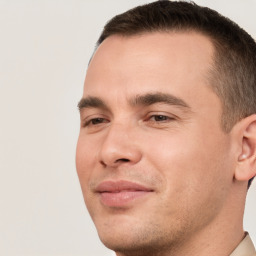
[[95, 180, 154, 193]]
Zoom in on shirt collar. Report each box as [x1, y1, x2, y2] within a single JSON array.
[[230, 233, 256, 256]]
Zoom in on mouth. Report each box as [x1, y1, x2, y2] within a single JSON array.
[[95, 180, 154, 208]]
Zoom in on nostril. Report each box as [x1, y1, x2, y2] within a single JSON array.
[[100, 158, 130, 167], [115, 158, 130, 163], [100, 160, 107, 167]]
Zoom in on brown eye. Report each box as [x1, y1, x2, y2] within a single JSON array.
[[83, 117, 108, 127], [91, 118, 105, 125], [152, 115, 169, 121], [150, 115, 172, 122]]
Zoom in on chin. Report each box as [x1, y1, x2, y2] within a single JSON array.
[[96, 221, 181, 256], [99, 235, 159, 256], [97, 224, 141, 250], [99, 233, 178, 256]]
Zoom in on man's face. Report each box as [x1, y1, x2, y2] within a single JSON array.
[[76, 32, 235, 254]]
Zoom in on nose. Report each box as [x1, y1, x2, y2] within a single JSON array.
[[98, 123, 142, 168]]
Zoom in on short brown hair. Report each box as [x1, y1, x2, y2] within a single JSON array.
[[95, 1, 256, 187]]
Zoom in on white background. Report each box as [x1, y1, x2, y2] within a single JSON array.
[[0, 1, 255, 255]]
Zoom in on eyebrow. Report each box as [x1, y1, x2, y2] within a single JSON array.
[[130, 92, 190, 109], [78, 92, 190, 112], [78, 96, 109, 112]]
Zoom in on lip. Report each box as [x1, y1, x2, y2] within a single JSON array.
[[95, 180, 154, 207]]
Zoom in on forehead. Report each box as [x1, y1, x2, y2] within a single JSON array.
[[83, 32, 216, 109]]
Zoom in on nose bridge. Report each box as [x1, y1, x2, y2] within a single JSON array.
[[98, 120, 141, 167]]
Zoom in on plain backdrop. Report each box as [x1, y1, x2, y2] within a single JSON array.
[[0, 1, 255, 256]]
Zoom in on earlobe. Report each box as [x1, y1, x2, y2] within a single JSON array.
[[234, 114, 256, 182]]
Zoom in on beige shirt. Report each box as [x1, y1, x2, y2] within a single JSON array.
[[230, 234, 256, 256]]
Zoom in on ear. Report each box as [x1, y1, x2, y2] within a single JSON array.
[[234, 114, 256, 182]]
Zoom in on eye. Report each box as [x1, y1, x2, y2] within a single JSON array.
[[83, 117, 109, 128], [150, 115, 170, 122], [143, 112, 177, 128], [148, 114, 174, 122], [90, 118, 106, 125]]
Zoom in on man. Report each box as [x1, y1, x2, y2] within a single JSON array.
[[76, 1, 256, 255]]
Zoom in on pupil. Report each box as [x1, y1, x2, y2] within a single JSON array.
[[92, 118, 103, 124], [156, 115, 166, 121]]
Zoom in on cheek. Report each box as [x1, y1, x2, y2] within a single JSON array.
[[76, 135, 97, 190], [142, 130, 232, 232], [144, 127, 231, 199], [76, 135, 101, 218]]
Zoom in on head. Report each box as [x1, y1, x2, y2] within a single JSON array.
[[76, 1, 256, 255]]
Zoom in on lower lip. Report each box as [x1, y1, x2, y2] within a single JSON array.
[[100, 190, 151, 207]]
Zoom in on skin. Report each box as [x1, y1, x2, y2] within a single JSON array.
[[76, 32, 252, 256]]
